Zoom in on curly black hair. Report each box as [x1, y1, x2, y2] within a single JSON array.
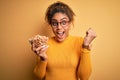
[[45, 1, 75, 24]]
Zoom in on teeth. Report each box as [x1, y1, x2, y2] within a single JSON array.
[[56, 31, 64, 39], [57, 32, 63, 34]]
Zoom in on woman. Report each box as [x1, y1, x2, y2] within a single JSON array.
[[31, 1, 96, 80]]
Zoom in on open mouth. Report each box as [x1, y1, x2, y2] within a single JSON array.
[[56, 31, 65, 39]]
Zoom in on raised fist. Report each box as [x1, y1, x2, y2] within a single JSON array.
[[83, 28, 97, 50]]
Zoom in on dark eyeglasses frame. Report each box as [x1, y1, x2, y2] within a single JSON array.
[[51, 20, 70, 28]]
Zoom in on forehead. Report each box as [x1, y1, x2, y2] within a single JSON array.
[[52, 12, 69, 21]]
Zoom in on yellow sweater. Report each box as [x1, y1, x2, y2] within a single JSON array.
[[34, 35, 92, 80]]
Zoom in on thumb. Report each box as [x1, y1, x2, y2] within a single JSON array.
[[85, 28, 91, 37]]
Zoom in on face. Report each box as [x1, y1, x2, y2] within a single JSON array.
[[51, 12, 71, 42]]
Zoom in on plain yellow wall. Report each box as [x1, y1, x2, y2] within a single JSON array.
[[0, 0, 120, 80]]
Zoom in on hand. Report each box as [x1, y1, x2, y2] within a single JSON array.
[[32, 44, 49, 61], [29, 35, 49, 61], [83, 28, 97, 49]]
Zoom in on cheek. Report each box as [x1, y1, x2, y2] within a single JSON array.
[[51, 28, 56, 33], [65, 26, 70, 33], [65, 29, 69, 35]]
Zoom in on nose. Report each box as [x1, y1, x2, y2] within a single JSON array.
[[57, 23, 62, 29]]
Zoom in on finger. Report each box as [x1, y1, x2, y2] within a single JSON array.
[[86, 28, 97, 38], [89, 29, 97, 38], [37, 49, 48, 58], [39, 52, 46, 56], [35, 45, 49, 55], [32, 43, 37, 51], [39, 46, 49, 53], [38, 53, 47, 60], [32, 44, 47, 53], [86, 28, 91, 36], [86, 28, 92, 36], [36, 45, 46, 51]]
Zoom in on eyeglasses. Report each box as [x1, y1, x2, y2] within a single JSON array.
[[51, 20, 69, 28]]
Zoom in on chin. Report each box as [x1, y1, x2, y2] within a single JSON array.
[[55, 36, 66, 42], [57, 38, 65, 42]]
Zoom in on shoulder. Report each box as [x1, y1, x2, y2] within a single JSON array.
[[47, 37, 55, 44], [68, 35, 84, 47], [70, 35, 83, 42]]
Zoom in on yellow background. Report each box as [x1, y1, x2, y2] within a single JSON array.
[[0, 0, 120, 80]]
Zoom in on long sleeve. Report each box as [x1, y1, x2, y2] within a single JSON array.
[[33, 57, 47, 80], [77, 48, 92, 80]]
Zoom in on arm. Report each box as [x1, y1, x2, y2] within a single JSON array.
[[78, 28, 96, 80], [77, 48, 92, 80], [29, 35, 49, 79], [34, 57, 47, 79]]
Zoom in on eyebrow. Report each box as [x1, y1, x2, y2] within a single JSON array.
[[51, 17, 68, 21]]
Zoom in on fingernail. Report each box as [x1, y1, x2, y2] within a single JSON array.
[[41, 45, 46, 47]]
